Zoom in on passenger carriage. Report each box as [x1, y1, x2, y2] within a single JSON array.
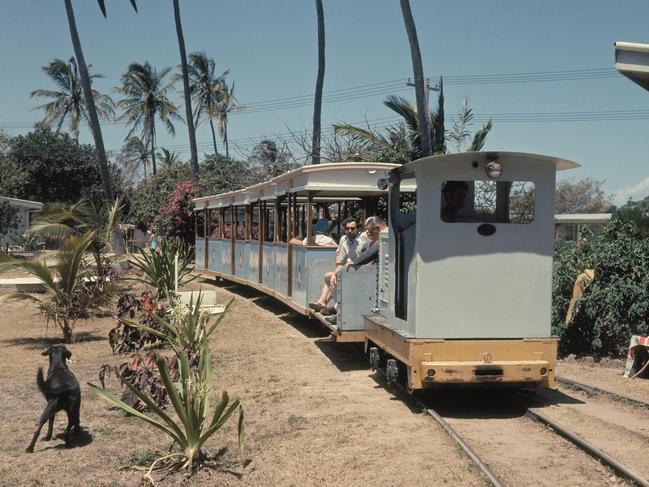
[[193, 162, 401, 343], [367, 151, 579, 391]]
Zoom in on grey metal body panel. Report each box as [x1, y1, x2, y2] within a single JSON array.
[[207, 239, 221, 273], [262, 243, 275, 291], [274, 246, 289, 296], [246, 242, 259, 283], [291, 247, 308, 308], [234, 241, 246, 277], [304, 247, 337, 305], [220, 240, 232, 275], [335, 265, 379, 331], [195, 239, 205, 270]]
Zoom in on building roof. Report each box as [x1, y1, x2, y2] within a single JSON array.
[[0, 196, 44, 210], [554, 213, 612, 224], [614, 41, 649, 91]]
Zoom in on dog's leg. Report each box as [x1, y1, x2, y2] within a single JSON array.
[[43, 414, 55, 441], [26, 400, 58, 453], [64, 397, 82, 448]]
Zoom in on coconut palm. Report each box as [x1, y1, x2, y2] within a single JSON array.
[[119, 136, 151, 182], [156, 147, 180, 168], [399, 0, 432, 157], [187, 51, 228, 157], [311, 0, 325, 164], [333, 93, 492, 159], [115, 62, 182, 176], [172, 0, 199, 183], [215, 80, 241, 159], [31, 58, 115, 141], [0, 232, 114, 343]]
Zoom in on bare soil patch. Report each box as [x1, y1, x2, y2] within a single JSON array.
[[557, 358, 649, 403], [0, 277, 484, 486]]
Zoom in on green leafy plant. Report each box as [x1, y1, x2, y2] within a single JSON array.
[[89, 336, 244, 473], [0, 232, 115, 342], [552, 220, 649, 358], [129, 238, 195, 298], [11, 233, 45, 252], [123, 292, 233, 359], [109, 292, 168, 353]]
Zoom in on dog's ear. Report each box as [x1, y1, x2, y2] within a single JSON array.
[[41, 347, 51, 356], [64, 348, 72, 360]]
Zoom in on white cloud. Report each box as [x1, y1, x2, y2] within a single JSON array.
[[613, 176, 649, 206]]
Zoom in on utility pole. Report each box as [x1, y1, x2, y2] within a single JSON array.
[[406, 77, 440, 116]]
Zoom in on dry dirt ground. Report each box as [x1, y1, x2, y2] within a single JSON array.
[[1, 274, 649, 486]]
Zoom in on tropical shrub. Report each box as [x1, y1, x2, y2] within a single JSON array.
[[11, 233, 45, 252], [90, 336, 244, 473], [155, 180, 201, 245], [108, 292, 167, 353], [552, 219, 649, 358], [129, 239, 195, 298], [99, 350, 181, 411], [0, 232, 116, 342]]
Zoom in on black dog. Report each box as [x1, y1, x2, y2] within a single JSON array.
[[26, 345, 81, 453]]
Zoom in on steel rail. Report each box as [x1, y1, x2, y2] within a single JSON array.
[[514, 393, 649, 487], [421, 405, 505, 487], [556, 375, 649, 409]]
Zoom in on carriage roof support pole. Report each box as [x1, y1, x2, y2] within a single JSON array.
[[274, 198, 280, 243], [361, 198, 367, 228], [306, 192, 314, 246], [230, 205, 235, 275], [258, 199, 264, 284], [203, 203, 208, 269], [287, 185, 294, 297], [245, 204, 252, 241], [337, 201, 342, 237]]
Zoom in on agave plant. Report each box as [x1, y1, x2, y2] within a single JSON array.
[[89, 336, 244, 473], [0, 232, 114, 342], [129, 239, 195, 298]]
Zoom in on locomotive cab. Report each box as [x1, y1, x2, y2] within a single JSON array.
[[366, 151, 579, 390]]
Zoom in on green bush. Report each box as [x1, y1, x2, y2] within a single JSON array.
[[552, 219, 649, 358]]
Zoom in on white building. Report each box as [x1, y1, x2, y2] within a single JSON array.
[[0, 196, 43, 248]]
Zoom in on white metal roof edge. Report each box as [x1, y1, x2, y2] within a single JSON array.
[[402, 151, 580, 172], [193, 161, 400, 205], [0, 196, 44, 209], [615, 41, 649, 54], [554, 213, 612, 223]]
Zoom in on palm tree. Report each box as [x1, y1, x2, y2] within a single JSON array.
[[30, 197, 123, 280], [0, 232, 114, 343], [119, 136, 151, 182], [115, 62, 182, 176], [311, 0, 325, 164], [157, 147, 180, 168], [399, 0, 432, 157], [187, 51, 228, 157], [172, 0, 199, 183], [31, 58, 114, 141], [333, 93, 492, 158], [216, 81, 241, 159]]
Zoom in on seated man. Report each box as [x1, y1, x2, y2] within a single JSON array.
[[309, 216, 386, 316], [440, 181, 469, 223]]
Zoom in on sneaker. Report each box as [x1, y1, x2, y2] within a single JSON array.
[[320, 306, 337, 316], [325, 315, 337, 325], [308, 302, 325, 312]]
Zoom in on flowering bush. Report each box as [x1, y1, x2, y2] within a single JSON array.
[[155, 180, 201, 245]]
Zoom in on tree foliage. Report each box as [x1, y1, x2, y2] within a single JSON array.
[[555, 178, 613, 214], [156, 180, 201, 244], [4, 129, 103, 203], [0, 200, 20, 238], [552, 220, 649, 358]]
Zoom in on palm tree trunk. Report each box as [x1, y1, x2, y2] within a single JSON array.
[[209, 119, 219, 156], [399, 0, 432, 158], [224, 122, 229, 158], [64, 0, 124, 255], [64, 0, 115, 204], [151, 121, 157, 176], [311, 0, 325, 165], [61, 318, 73, 343], [173, 0, 200, 183]]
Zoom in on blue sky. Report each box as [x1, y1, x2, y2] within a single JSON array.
[[1, 0, 648, 204]]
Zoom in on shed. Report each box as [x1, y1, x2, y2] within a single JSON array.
[[0, 196, 43, 248]]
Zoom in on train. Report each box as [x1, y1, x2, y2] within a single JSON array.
[[193, 151, 579, 391]]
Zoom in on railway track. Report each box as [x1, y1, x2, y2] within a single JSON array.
[[387, 382, 649, 487]]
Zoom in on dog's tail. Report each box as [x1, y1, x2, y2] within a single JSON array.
[[36, 368, 46, 394]]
